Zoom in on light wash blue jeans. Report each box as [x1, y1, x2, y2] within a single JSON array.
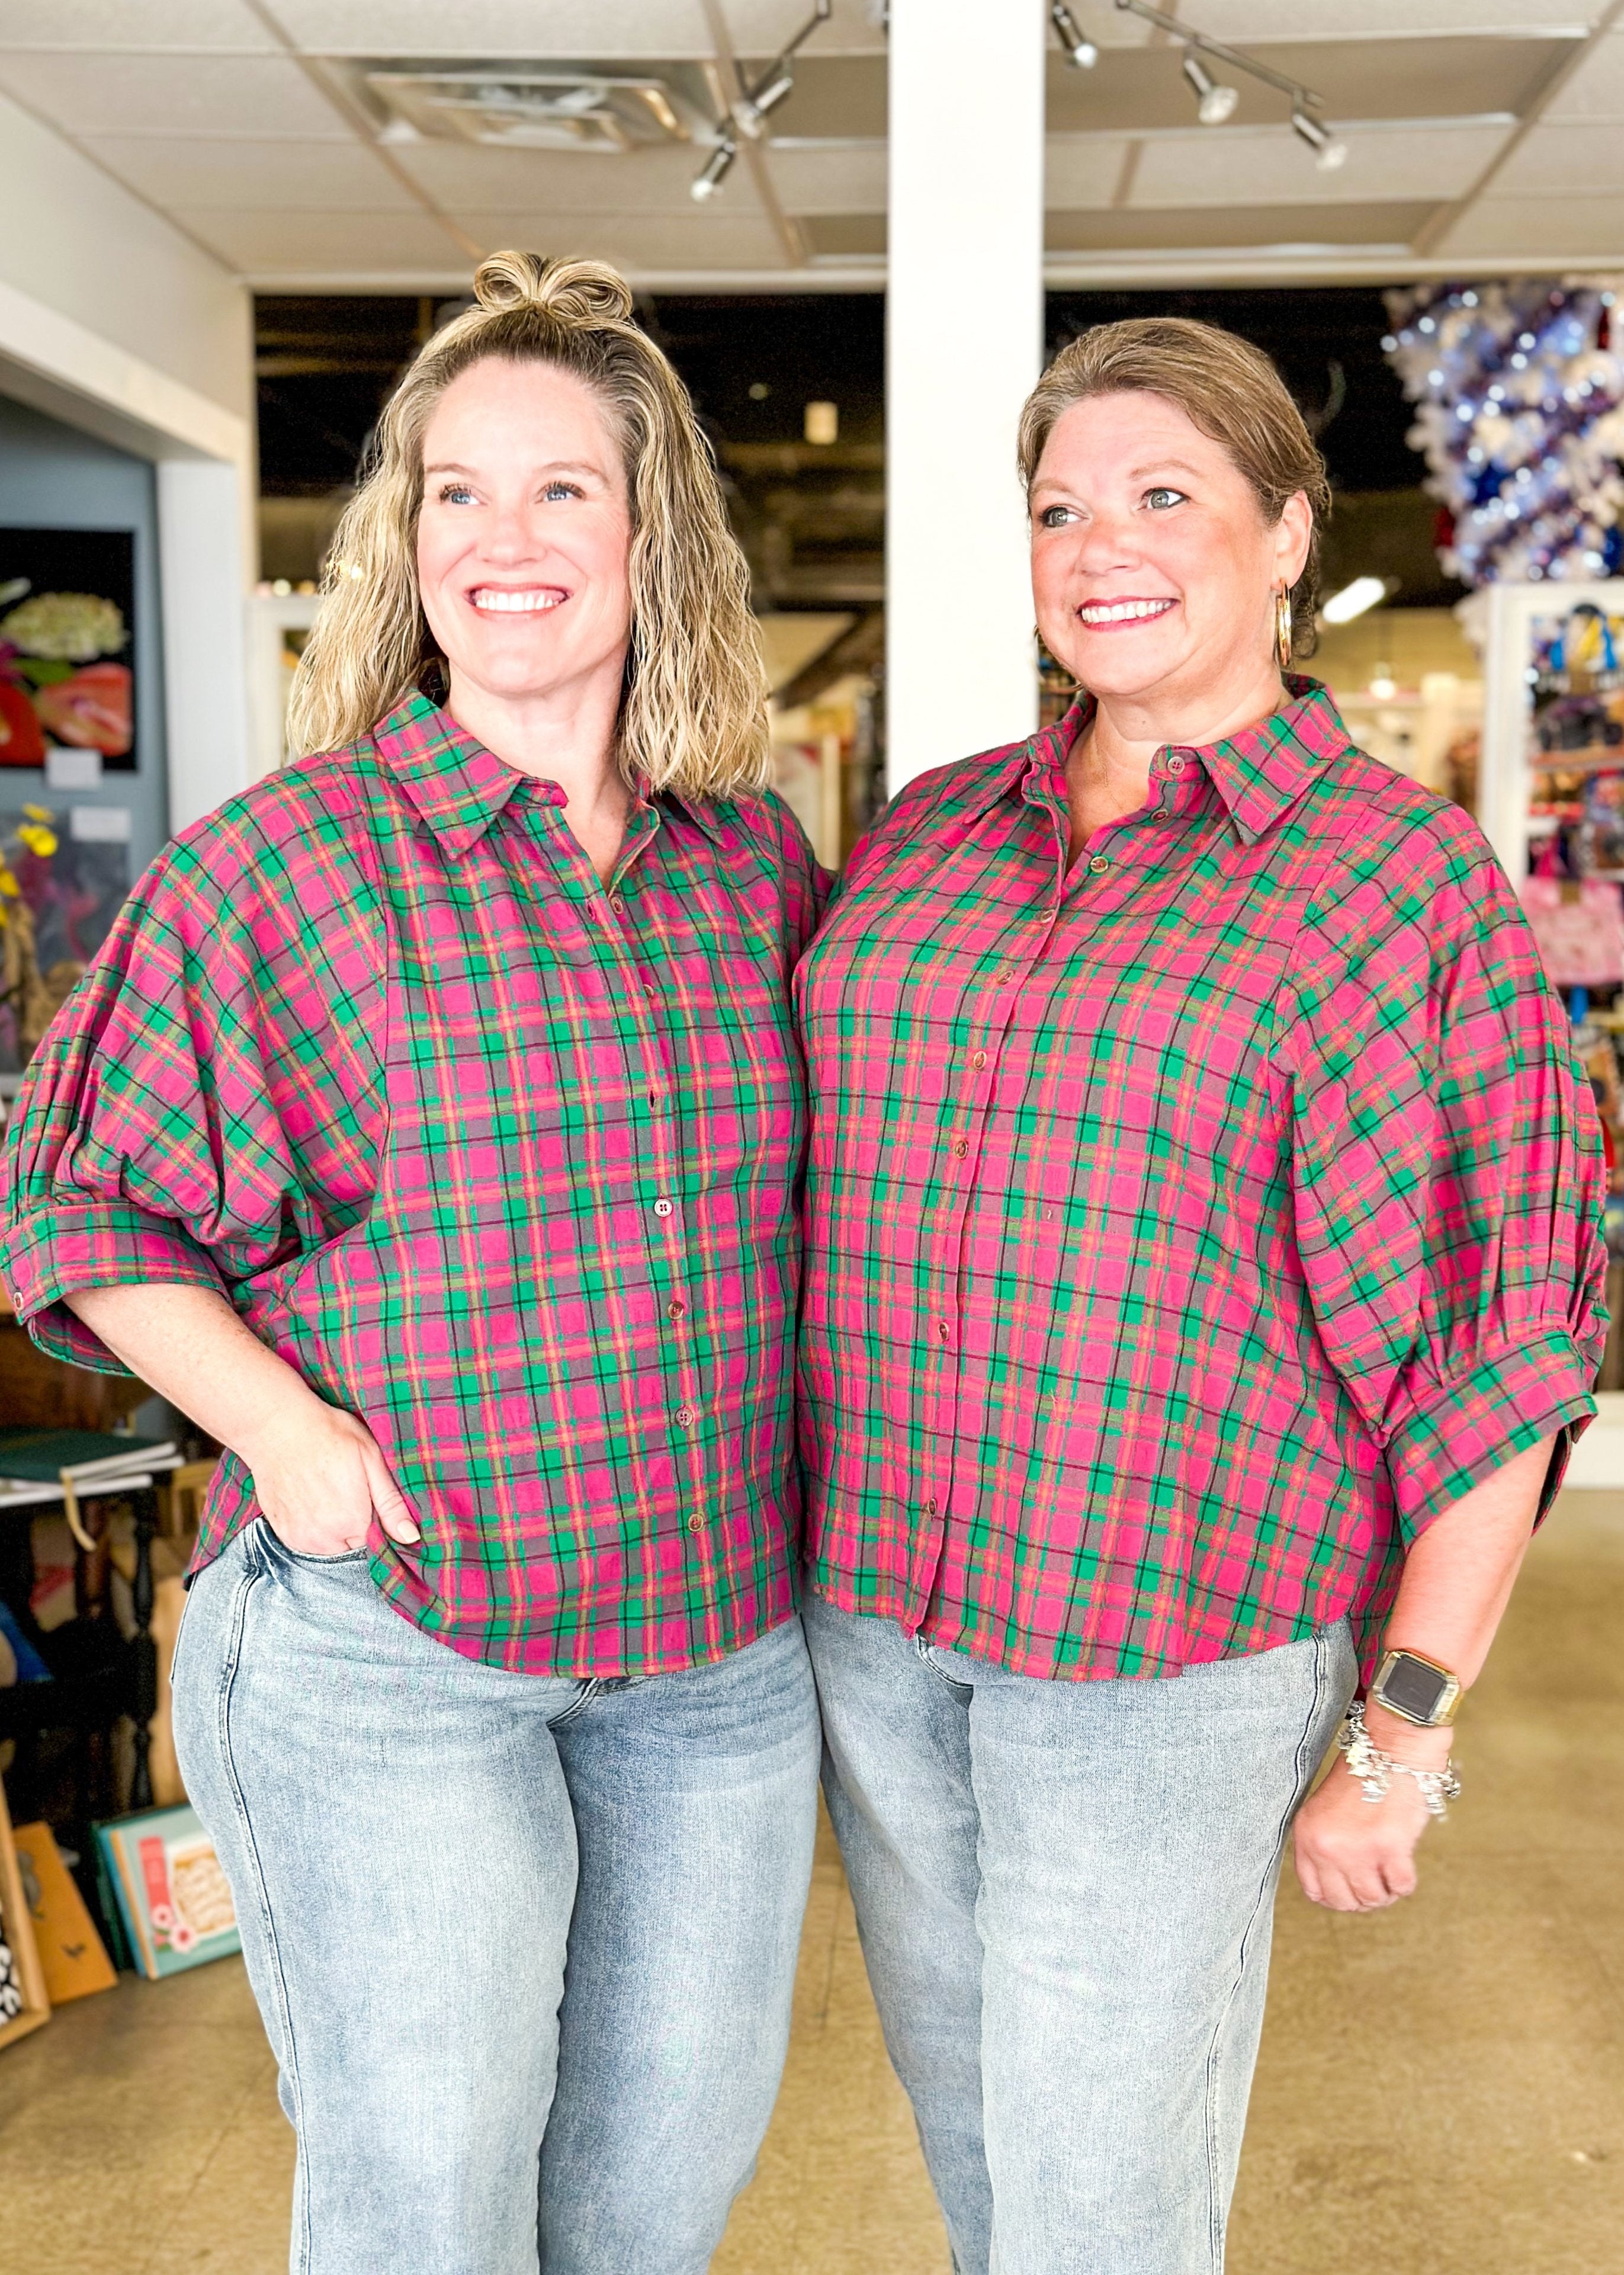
[[802, 1593, 1357, 2275], [172, 1521, 820, 2275]]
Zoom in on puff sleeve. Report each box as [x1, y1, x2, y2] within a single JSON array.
[[1282, 831, 1607, 1537], [0, 793, 384, 1374]]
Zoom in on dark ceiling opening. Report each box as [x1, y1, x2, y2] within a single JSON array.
[[255, 284, 1454, 611]]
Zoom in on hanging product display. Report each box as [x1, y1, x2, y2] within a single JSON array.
[[1523, 598, 1624, 885], [1519, 877, 1624, 991], [1382, 281, 1624, 589], [1513, 594, 1624, 1319]]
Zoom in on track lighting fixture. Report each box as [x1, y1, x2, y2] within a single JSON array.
[[1181, 51, 1238, 125], [1111, 0, 1346, 166], [1290, 106, 1348, 170], [1050, 2, 1099, 68], [690, 137, 737, 201], [733, 66, 795, 139], [691, 0, 830, 197]]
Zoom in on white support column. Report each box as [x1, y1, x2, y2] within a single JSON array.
[[886, 0, 1047, 792], [157, 457, 255, 833]]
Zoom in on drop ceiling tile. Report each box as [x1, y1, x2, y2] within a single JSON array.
[[0, 0, 273, 45], [1047, 200, 1437, 253], [265, 2, 715, 59], [1131, 121, 1510, 208], [1078, 11, 1157, 45], [738, 129, 1126, 214], [1048, 36, 1563, 134], [1437, 193, 1624, 259], [83, 134, 418, 210], [758, 56, 885, 139], [175, 207, 473, 271], [1174, 0, 1596, 33], [1545, 32, 1624, 120], [801, 213, 884, 257], [1492, 120, 1624, 192], [1046, 136, 1133, 209], [726, 0, 885, 55], [0, 50, 353, 137], [765, 143, 885, 214], [389, 141, 763, 216], [451, 211, 791, 273]]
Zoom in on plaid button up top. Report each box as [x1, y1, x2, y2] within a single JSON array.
[[795, 680, 1607, 1681], [2, 695, 822, 1677]]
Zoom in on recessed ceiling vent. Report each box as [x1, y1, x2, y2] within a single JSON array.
[[364, 68, 701, 151]]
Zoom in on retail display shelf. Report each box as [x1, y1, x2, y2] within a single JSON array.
[[1532, 747, 1624, 772]]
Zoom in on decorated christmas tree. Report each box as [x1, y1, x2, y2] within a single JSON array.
[[1382, 281, 1624, 588]]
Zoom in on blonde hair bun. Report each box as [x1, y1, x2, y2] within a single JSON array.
[[473, 250, 636, 328]]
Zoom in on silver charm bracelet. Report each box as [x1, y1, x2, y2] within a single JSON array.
[[1337, 1700, 1462, 1821]]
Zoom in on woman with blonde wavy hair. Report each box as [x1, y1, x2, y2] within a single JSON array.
[[0, 252, 824, 2274]]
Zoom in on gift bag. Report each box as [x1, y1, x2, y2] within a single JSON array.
[[1519, 876, 1624, 991]]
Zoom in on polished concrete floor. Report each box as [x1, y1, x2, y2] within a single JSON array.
[[4, 1492, 1623, 2273]]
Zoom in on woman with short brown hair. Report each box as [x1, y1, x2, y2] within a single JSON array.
[[795, 316, 1604, 2271], [2, 253, 821, 2274]]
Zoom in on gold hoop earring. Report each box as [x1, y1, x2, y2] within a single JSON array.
[[1274, 586, 1294, 673]]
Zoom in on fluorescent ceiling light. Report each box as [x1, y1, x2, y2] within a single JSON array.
[[1321, 575, 1387, 625]]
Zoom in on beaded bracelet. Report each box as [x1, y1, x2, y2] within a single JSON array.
[[1337, 1700, 1462, 1821]]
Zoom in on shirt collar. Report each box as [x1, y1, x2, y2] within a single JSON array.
[[1195, 676, 1353, 845], [973, 676, 1352, 848], [961, 721, 1072, 824], [659, 787, 726, 844], [368, 692, 728, 855], [370, 692, 538, 855]]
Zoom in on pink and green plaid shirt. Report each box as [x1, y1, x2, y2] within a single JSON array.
[[795, 680, 1607, 1681], [2, 694, 823, 1677]]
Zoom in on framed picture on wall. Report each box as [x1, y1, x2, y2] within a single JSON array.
[[0, 527, 137, 774]]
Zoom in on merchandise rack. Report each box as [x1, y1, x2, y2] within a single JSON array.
[[1461, 577, 1624, 887]]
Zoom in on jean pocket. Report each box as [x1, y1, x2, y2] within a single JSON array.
[[257, 1518, 370, 1569]]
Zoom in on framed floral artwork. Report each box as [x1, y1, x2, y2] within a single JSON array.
[[0, 528, 137, 773]]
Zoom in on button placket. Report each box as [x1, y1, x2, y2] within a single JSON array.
[[923, 864, 1058, 1600], [594, 855, 708, 1519]]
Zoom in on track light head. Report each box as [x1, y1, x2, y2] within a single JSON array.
[[1181, 50, 1238, 125], [1050, 3, 1099, 68], [1291, 105, 1347, 170], [690, 137, 737, 200], [733, 64, 795, 139]]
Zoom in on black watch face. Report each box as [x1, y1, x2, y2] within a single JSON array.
[[1381, 1655, 1449, 1722]]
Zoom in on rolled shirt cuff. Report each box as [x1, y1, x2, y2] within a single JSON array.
[[0, 1200, 227, 1374], [1384, 1326, 1598, 1539]]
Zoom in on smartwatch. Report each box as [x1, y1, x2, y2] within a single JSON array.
[[1370, 1648, 1462, 1728]]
